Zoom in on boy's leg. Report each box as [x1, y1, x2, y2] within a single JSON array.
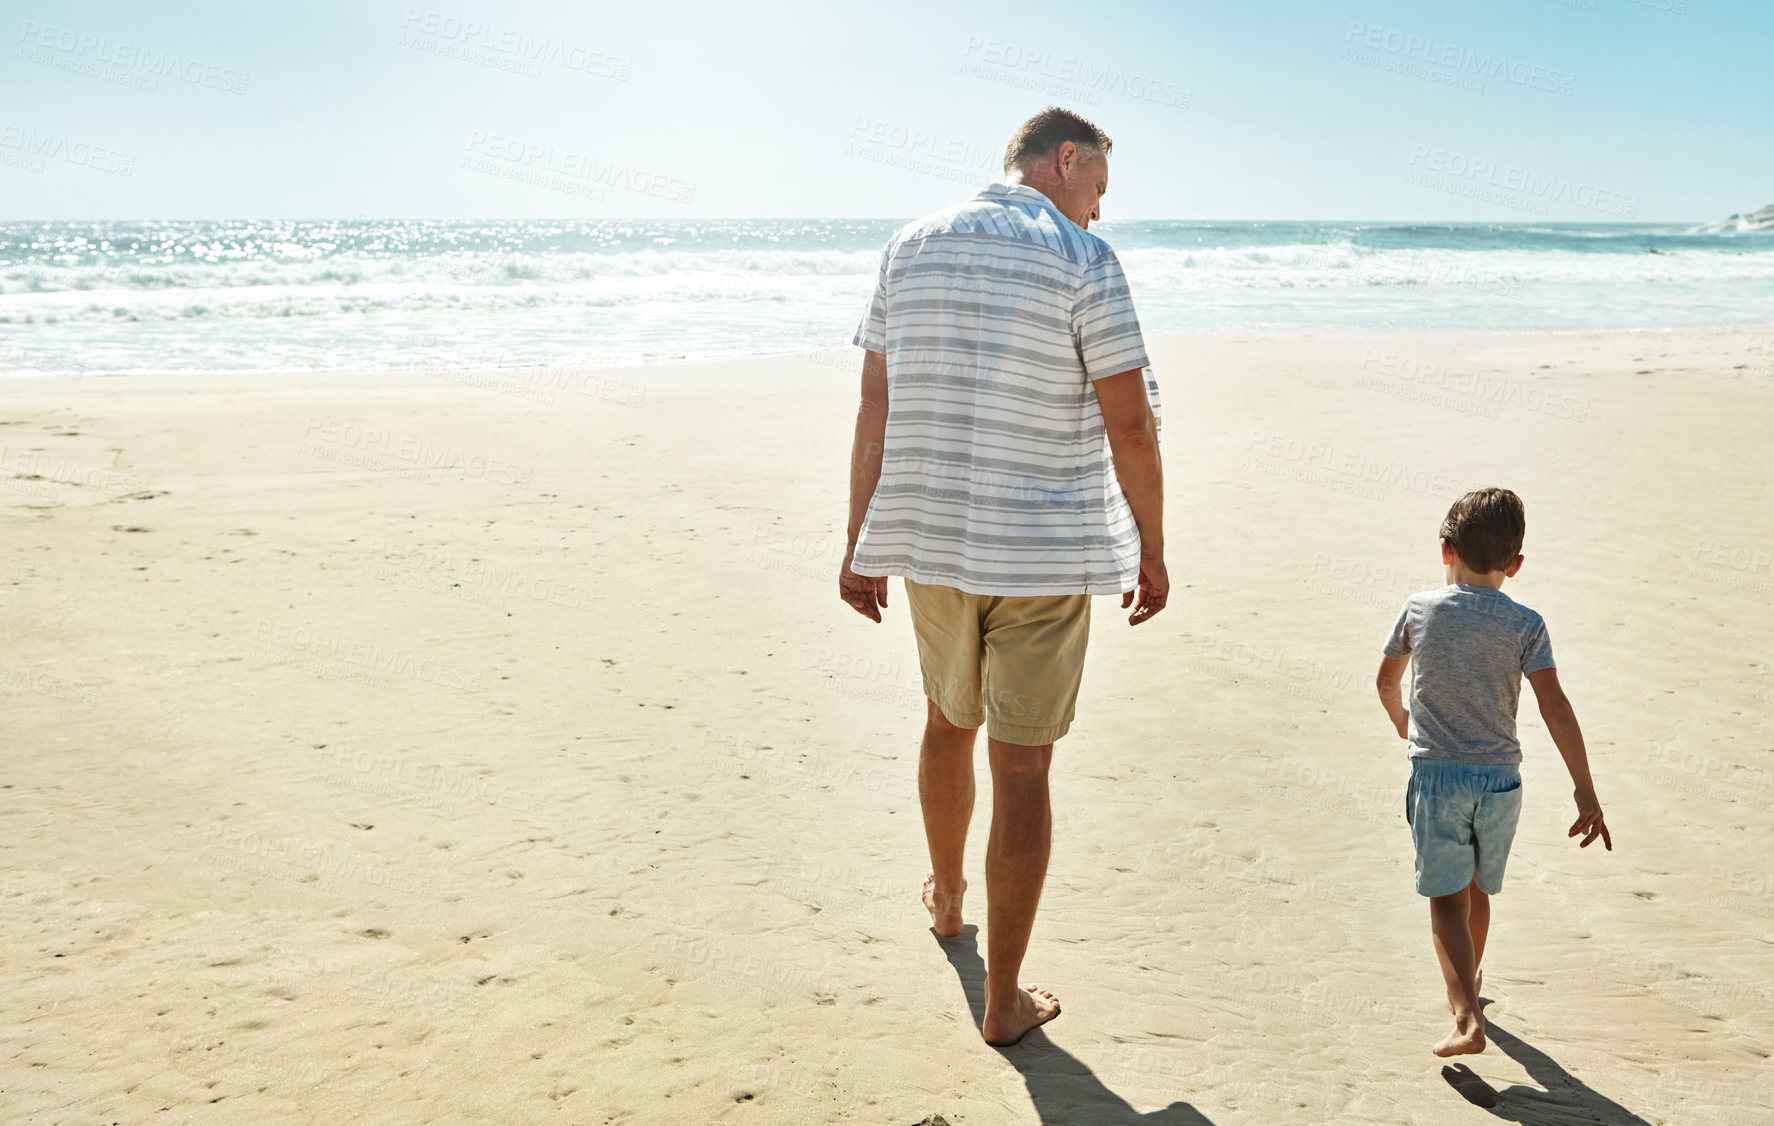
[[1467, 876, 1491, 973], [1429, 886, 1486, 1057], [1447, 876, 1491, 1013]]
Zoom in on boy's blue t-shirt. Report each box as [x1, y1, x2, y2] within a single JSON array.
[[1383, 585, 1556, 764]]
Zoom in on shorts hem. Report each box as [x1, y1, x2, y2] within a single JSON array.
[[924, 692, 984, 730], [1416, 871, 1477, 898], [985, 718, 1073, 746]]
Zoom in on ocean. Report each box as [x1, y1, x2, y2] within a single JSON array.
[[3, 217, 1772, 376]]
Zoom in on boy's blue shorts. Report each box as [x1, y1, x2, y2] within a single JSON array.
[[1404, 759, 1523, 898]]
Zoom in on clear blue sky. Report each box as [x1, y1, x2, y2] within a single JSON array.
[[2, 0, 1769, 220]]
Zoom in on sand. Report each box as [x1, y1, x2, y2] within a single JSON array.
[[3, 327, 1771, 1125]]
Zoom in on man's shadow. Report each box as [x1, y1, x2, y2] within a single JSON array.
[[938, 926, 1216, 1125], [1440, 998, 1651, 1125]]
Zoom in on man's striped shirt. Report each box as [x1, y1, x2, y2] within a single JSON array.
[[850, 181, 1159, 596]]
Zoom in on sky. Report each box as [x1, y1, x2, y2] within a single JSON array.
[[1, 0, 1770, 221]]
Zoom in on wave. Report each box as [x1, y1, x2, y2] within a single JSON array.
[[5, 219, 1774, 372]]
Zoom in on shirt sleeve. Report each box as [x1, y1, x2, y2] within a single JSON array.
[[1072, 249, 1150, 382], [1521, 615, 1556, 675], [852, 243, 891, 353], [1382, 600, 1413, 658]]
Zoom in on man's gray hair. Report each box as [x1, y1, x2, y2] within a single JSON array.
[[1002, 107, 1113, 175]]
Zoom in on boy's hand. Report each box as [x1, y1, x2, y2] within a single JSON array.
[[1568, 787, 1612, 850], [1376, 654, 1410, 739]]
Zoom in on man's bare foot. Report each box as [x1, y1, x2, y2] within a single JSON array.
[[981, 982, 1061, 1047], [922, 872, 965, 937], [1432, 1013, 1487, 1057]]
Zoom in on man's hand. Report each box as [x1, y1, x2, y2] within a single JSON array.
[[840, 548, 888, 623], [1390, 709, 1409, 740], [1121, 552, 1168, 625], [1569, 787, 1612, 850]]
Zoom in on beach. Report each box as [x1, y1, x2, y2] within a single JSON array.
[[4, 326, 1771, 1125]]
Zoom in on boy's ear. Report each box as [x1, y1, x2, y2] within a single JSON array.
[[1504, 554, 1524, 578], [1440, 539, 1456, 564]]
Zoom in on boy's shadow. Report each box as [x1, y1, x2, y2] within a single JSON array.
[[1440, 998, 1651, 1125], [938, 926, 1217, 1125]]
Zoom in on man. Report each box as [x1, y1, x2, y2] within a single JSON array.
[[838, 107, 1168, 1047]]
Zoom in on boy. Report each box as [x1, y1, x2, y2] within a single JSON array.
[[1375, 487, 1611, 1057]]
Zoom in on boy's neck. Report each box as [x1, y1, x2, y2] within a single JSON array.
[[1445, 562, 1507, 590]]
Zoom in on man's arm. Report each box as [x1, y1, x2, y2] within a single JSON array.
[[1375, 654, 1410, 739], [1526, 667, 1612, 850], [1091, 367, 1167, 625], [839, 349, 890, 622]]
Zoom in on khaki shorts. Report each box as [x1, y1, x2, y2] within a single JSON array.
[[903, 577, 1092, 746]]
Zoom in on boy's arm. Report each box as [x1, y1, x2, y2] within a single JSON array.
[[1526, 667, 1612, 851], [1375, 655, 1410, 740]]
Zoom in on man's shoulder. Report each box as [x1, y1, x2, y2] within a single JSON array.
[[888, 191, 1110, 267]]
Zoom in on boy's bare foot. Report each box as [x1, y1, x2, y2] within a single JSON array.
[[982, 982, 1061, 1047], [1432, 1013, 1487, 1057], [922, 872, 965, 937]]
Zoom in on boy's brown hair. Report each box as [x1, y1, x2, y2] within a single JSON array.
[[1440, 487, 1526, 574]]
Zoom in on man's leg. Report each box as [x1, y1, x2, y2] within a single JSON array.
[[1429, 886, 1486, 1057], [920, 698, 976, 937], [980, 736, 1060, 1046]]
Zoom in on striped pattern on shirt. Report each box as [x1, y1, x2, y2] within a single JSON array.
[[849, 182, 1158, 597]]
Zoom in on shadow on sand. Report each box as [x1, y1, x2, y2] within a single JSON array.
[[1440, 999, 1652, 1125], [937, 925, 1217, 1125]]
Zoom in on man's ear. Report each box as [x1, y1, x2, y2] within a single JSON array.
[[1440, 539, 1456, 564], [1055, 140, 1077, 177], [1504, 554, 1524, 578]]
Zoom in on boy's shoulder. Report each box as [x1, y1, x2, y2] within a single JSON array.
[[1413, 585, 1547, 631]]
